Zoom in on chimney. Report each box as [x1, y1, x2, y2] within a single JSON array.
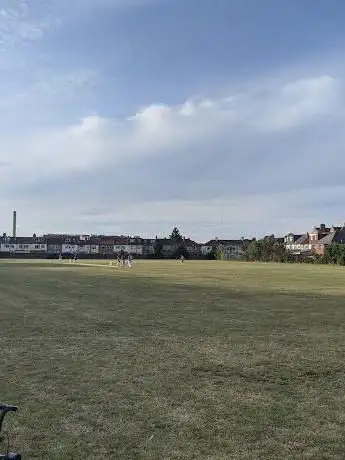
[[12, 210, 17, 239]]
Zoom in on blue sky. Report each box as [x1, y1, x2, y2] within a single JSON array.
[[1, 0, 345, 240]]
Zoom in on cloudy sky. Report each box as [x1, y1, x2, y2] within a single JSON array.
[[1, 0, 345, 241]]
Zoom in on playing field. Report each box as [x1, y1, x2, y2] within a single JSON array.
[[1, 260, 345, 459]]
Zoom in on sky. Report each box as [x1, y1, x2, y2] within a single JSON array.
[[1, 0, 345, 241]]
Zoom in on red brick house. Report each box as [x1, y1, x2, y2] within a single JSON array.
[[312, 226, 345, 256]]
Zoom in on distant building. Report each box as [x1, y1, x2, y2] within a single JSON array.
[[285, 223, 345, 257], [312, 226, 345, 256], [284, 233, 311, 255], [201, 239, 248, 260]]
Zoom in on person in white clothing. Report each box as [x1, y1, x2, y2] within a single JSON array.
[[127, 254, 132, 268]]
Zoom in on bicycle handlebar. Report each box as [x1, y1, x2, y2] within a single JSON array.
[[0, 405, 18, 435], [0, 406, 17, 413], [0, 453, 22, 459], [0, 404, 21, 460]]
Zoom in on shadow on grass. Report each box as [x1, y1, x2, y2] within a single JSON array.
[[1, 262, 344, 337]]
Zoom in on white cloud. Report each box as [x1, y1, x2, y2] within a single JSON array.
[[0, 0, 54, 49], [255, 76, 343, 131], [0, 0, 150, 50], [1, 73, 345, 239], [2, 74, 341, 174]]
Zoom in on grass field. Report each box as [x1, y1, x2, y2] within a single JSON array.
[[1, 259, 345, 459]]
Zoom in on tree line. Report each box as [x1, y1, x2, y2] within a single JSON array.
[[244, 236, 290, 262], [153, 227, 345, 265], [244, 236, 345, 266]]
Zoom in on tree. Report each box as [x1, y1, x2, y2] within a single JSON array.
[[245, 239, 261, 261], [261, 235, 277, 261], [272, 238, 287, 262], [327, 243, 340, 264], [169, 227, 183, 244], [324, 243, 345, 265], [244, 235, 289, 262], [216, 248, 225, 260]]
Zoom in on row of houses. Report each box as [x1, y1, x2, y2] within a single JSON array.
[[0, 232, 248, 259], [3, 222, 344, 259], [285, 223, 345, 256]]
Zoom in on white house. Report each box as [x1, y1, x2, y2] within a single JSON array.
[[62, 244, 79, 254], [284, 234, 311, 253], [29, 243, 47, 252], [78, 245, 91, 255], [201, 244, 213, 256], [90, 244, 99, 255], [0, 236, 47, 253], [113, 244, 143, 255], [0, 243, 16, 252], [78, 244, 100, 255]]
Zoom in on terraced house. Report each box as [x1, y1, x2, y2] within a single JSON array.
[[0, 221, 253, 260], [0, 232, 202, 258], [0, 233, 47, 254]]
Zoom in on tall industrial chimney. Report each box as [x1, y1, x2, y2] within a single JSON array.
[[12, 210, 17, 239]]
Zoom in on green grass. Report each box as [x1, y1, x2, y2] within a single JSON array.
[[1, 260, 345, 459]]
